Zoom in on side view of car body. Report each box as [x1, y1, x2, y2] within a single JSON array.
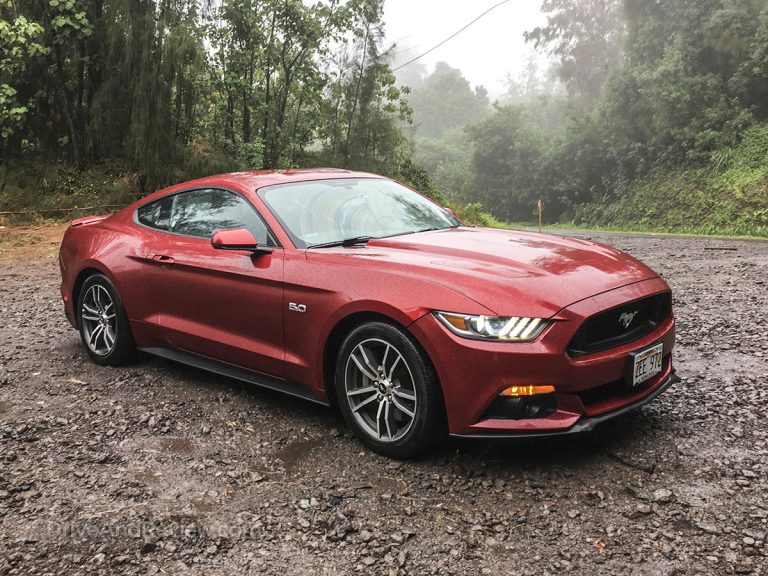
[[59, 169, 678, 457]]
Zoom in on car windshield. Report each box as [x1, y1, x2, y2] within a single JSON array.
[[258, 178, 459, 248]]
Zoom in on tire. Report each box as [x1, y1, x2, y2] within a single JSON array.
[[335, 321, 446, 458], [77, 273, 136, 366]]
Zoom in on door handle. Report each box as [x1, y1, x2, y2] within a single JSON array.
[[152, 255, 175, 265]]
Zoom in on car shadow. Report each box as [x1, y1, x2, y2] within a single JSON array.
[[105, 351, 673, 477]]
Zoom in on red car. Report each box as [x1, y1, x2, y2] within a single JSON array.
[[58, 169, 678, 457]]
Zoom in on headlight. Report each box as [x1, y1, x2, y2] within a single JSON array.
[[434, 311, 549, 342]]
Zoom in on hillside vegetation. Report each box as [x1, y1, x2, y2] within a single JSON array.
[[575, 124, 768, 237], [3, 1, 768, 236]]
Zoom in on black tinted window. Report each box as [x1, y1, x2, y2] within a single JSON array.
[[137, 197, 172, 230], [168, 189, 271, 244]]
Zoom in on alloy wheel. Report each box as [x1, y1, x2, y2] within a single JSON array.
[[80, 284, 117, 356], [344, 338, 418, 442]]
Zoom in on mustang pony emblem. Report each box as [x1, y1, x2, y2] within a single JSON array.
[[618, 310, 639, 329]]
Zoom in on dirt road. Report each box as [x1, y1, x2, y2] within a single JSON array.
[[0, 224, 766, 575]]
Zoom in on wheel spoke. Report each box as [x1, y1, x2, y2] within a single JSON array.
[[348, 385, 376, 397], [82, 303, 99, 316], [351, 351, 377, 381], [384, 400, 392, 439], [391, 396, 414, 418], [381, 344, 390, 372], [104, 325, 115, 349], [93, 287, 103, 310], [89, 325, 104, 346], [99, 326, 110, 350], [375, 400, 385, 438], [393, 388, 416, 402], [352, 392, 379, 413], [387, 354, 401, 380], [81, 313, 100, 322], [358, 344, 380, 376]]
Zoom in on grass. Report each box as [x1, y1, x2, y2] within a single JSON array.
[[504, 220, 768, 241], [0, 160, 143, 225]]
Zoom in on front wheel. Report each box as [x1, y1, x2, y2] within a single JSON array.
[[77, 274, 136, 366], [335, 322, 446, 458]]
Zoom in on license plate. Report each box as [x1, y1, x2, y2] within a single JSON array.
[[630, 343, 663, 387]]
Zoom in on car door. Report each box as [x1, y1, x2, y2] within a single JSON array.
[[148, 187, 286, 378]]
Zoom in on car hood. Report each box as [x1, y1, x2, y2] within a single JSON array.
[[311, 227, 660, 318]]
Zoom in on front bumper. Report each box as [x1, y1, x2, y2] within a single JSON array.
[[450, 371, 680, 439], [409, 277, 677, 436]]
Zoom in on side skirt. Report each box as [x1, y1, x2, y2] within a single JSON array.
[[138, 347, 329, 407]]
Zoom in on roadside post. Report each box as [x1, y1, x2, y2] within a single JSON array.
[[538, 198, 542, 233]]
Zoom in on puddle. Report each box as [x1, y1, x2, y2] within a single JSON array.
[[0, 400, 12, 415], [158, 437, 193, 454], [275, 437, 325, 473]]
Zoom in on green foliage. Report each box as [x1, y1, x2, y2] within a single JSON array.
[[449, 202, 509, 228], [0, 160, 142, 221], [466, 105, 551, 221], [2, 0, 410, 191], [0, 4, 47, 139], [410, 0, 768, 236], [575, 124, 768, 236]]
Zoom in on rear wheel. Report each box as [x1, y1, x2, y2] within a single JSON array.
[[335, 321, 446, 458], [77, 274, 135, 366]]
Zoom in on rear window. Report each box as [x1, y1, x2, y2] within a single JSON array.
[[137, 197, 172, 230]]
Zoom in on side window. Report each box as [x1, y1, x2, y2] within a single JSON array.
[[168, 188, 272, 244], [137, 197, 172, 230]]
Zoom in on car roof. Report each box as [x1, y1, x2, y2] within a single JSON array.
[[126, 168, 389, 213], [169, 168, 384, 194]]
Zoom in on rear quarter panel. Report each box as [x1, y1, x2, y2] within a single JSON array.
[[59, 210, 161, 341]]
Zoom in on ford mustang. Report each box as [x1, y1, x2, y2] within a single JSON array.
[[58, 169, 678, 457]]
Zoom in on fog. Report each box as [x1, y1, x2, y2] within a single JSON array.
[[383, 0, 546, 98]]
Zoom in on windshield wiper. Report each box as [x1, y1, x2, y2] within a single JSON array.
[[307, 236, 373, 249], [386, 225, 457, 239]]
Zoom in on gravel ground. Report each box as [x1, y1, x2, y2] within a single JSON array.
[[0, 225, 767, 575]]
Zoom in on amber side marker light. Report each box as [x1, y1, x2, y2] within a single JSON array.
[[500, 385, 555, 397]]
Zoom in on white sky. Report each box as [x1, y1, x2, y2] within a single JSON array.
[[383, 0, 546, 98]]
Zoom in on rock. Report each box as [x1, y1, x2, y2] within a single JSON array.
[[634, 504, 652, 516], [696, 522, 721, 535], [360, 530, 373, 542], [652, 488, 673, 503]]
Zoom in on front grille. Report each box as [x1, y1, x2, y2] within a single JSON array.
[[568, 291, 671, 356]]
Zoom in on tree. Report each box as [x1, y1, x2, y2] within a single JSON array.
[[525, 0, 625, 105], [405, 62, 489, 139], [0, 1, 47, 146]]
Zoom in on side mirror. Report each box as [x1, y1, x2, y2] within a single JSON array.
[[211, 228, 273, 255]]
